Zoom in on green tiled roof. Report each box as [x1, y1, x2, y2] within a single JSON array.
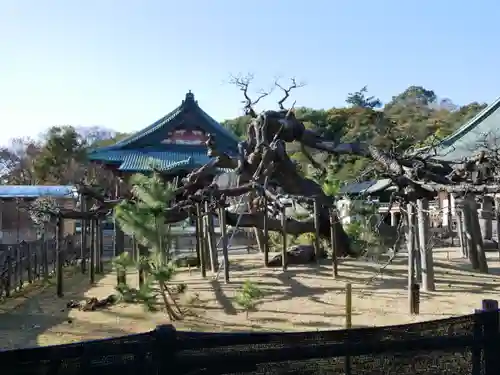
[[118, 151, 206, 172], [87, 91, 239, 174], [89, 150, 213, 172], [90, 91, 238, 154], [433, 97, 500, 161]]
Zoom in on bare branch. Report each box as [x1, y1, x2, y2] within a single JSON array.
[[275, 78, 306, 110], [229, 73, 272, 118]]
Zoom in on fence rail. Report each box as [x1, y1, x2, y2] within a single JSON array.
[[0, 308, 499, 375], [0, 236, 82, 298]]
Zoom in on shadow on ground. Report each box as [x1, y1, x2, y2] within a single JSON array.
[[0, 264, 119, 349]]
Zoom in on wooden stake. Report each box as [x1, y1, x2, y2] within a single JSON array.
[[345, 283, 352, 328]]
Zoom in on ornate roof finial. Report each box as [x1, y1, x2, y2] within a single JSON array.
[[185, 90, 195, 102]]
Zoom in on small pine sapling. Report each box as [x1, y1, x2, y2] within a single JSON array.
[[234, 280, 263, 319]]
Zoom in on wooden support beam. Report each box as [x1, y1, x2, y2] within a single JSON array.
[[219, 205, 230, 283], [406, 203, 417, 314], [417, 198, 435, 291]]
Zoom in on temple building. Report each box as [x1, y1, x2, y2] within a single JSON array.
[[433, 97, 500, 239], [86, 91, 242, 252], [87, 91, 239, 178], [433, 97, 500, 161]]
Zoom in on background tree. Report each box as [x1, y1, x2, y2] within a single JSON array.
[[346, 86, 382, 109]]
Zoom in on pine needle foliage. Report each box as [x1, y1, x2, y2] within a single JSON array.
[[113, 172, 185, 320]]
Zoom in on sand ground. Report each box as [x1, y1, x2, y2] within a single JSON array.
[[0, 247, 499, 349]]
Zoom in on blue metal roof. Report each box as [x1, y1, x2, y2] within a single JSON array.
[[433, 97, 500, 161], [0, 185, 77, 199]]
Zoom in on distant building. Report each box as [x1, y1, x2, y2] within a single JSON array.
[[0, 185, 77, 244]]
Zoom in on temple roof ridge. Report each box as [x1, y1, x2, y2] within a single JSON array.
[[89, 91, 238, 153]]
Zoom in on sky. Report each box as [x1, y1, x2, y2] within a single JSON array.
[[1, 1, 499, 143]]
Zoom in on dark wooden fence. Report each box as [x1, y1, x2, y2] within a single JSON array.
[[0, 307, 499, 375], [0, 236, 81, 299]]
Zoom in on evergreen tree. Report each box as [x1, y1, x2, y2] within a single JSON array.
[[113, 172, 184, 320]]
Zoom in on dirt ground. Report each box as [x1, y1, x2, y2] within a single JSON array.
[[1, 247, 499, 349]]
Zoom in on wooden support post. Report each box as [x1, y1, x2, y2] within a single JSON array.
[[26, 241, 32, 284], [98, 218, 104, 272], [79, 195, 87, 274], [330, 208, 339, 278], [406, 203, 417, 315], [313, 197, 321, 264], [263, 195, 269, 267], [219, 205, 230, 283], [281, 206, 287, 271], [344, 282, 353, 375], [42, 232, 49, 280], [56, 217, 64, 297], [456, 206, 467, 258], [479, 196, 493, 240], [495, 196, 500, 259], [345, 282, 352, 328], [6, 250, 12, 297], [95, 218, 101, 274], [417, 198, 435, 291], [16, 244, 21, 290], [413, 220, 422, 283], [467, 195, 489, 273], [204, 201, 218, 273], [138, 243, 147, 287], [462, 198, 480, 270], [132, 235, 138, 263], [89, 218, 96, 284], [196, 203, 206, 278], [113, 216, 125, 257]]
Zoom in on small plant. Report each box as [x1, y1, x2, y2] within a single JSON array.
[[234, 280, 263, 319]]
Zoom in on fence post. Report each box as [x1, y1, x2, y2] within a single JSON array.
[[481, 299, 499, 375], [154, 325, 177, 373], [473, 299, 499, 375], [16, 244, 22, 290], [5, 252, 12, 297], [27, 242, 32, 284], [33, 242, 39, 280], [42, 238, 49, 280]]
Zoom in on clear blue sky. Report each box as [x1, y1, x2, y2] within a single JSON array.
[[1, 1, 499, 143]]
